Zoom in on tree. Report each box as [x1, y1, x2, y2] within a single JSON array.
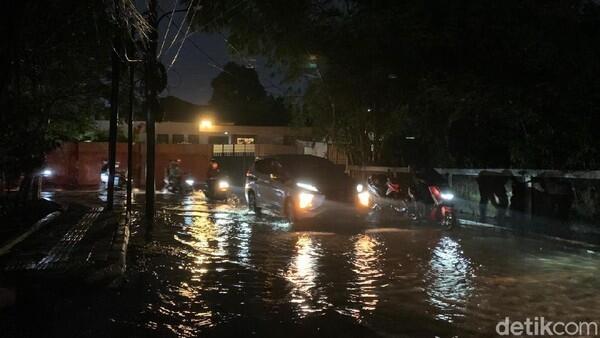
[[209, 62, 290, 125], [191, 0, 600, 168], [0, 0, 150, 199]]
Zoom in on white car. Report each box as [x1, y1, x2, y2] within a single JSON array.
[[245, 155, 370, 223]]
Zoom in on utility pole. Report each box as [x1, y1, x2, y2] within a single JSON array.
[[145, 0, 158, 224], [126, 50, 134, 214], [107, 0, 121, 210]]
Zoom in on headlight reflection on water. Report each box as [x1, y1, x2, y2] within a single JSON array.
[[346, 234, 384, 319], [284, 235, 328, 316], [426, 236, 475, 323]]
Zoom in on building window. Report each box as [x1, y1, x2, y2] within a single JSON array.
[[188, 134, 199, 144], [236, 136, 255, 144], [157, 134, 169, 144], [172, 134, 185, 144]]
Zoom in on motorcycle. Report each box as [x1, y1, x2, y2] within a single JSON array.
[[204, 175, 230, 201], [367, 173, 410, 214], [408, 168, 457, 229], [164, 173, 195, 194], [100, 162, 126, 190], [367, 169, 457, 229]]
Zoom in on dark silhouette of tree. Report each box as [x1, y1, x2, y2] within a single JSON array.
[[0, 0, 150, 198], [209, 62, 290, 125], [191, 0, 600, 168]]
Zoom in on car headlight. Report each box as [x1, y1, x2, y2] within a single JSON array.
[[296, 182, 318, 192], [42, 169, 53, 177], [356, 184, 364, 193], [298, 192, 314, 209], [185, 179, 195, 186], [358, 191, 370, 207], [218, 180, 230, 190], [440, 192, 454, 201]]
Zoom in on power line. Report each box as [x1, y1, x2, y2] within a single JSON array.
[[159, 0, 248, 69], [166, 3, 199, 71], [164, 18, 227, 73], [157, 0, 179, 58], [165, 0, 193, 51]]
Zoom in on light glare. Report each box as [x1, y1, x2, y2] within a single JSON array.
[[298, 192, 314, 209], [296, 182, 318, 192], [441, 192, 454, 201], [199, 118, 213, 130], [358, 191, 370, 207], [218, 180, 230, 190]]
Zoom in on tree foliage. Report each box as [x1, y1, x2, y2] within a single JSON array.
[[191, 0, 600, 168], [209, 62, 290, 125], [0, 0, 150, 188]]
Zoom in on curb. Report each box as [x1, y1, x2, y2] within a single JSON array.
[[0, 211, 62, 257], [86, 214, 130, 285]]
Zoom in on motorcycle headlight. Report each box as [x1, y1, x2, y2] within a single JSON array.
[[298, 192, 314, 209], [296, 182, 318, 192], [356, 184, 364, 193], [218, 180, 230, 190], [440, 192, 454, 201], [358, 191, 370, 207], [42, 169, 53, 177], [100, 173, 108, 183], [185, 179, 195, 186]]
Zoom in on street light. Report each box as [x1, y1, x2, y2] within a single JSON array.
[[199, 118, 214, 130]]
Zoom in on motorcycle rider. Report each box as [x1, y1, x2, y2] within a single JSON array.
[[165, 159, 183, 192], [207, 158, 220, 179], [206, 158, 220, 197]]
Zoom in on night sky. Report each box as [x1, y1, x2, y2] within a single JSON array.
[[156, 4, 287, 105]]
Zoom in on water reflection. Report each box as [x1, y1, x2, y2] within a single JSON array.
[[426, 236, 475, 323], [153, 201, 235, 335], [346, 234, 384, 320], [42, 191, 600, 337], [284, 234, 328, 316], [235, 222, 251, 264]]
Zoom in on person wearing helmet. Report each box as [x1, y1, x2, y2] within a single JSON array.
[[207, 158, 220, 179]]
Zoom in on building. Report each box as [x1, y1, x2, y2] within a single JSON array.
[[93, 120, 312, 146]]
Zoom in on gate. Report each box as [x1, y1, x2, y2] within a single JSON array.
[[212, 144, 256, 186]]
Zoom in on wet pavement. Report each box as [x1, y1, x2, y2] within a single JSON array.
[[3, 190, 600, 337]]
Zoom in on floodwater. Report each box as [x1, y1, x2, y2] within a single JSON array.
[[6, 191, 600, 337]]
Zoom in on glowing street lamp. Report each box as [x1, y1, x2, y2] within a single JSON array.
[[199, 118, 214, 131]]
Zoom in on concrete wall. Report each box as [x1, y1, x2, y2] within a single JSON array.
[[438, 169, 600, 226], [46, 142, 212, 189], [45, 142, 305, 189]]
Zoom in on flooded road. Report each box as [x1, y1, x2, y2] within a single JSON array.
[[7, 191, 600, 337]]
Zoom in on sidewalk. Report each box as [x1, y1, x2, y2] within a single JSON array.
[[0, 202, 129, 288], [457, 211, 600, 250]]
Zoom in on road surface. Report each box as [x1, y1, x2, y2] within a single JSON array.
[[3, 190, 600, 337]]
